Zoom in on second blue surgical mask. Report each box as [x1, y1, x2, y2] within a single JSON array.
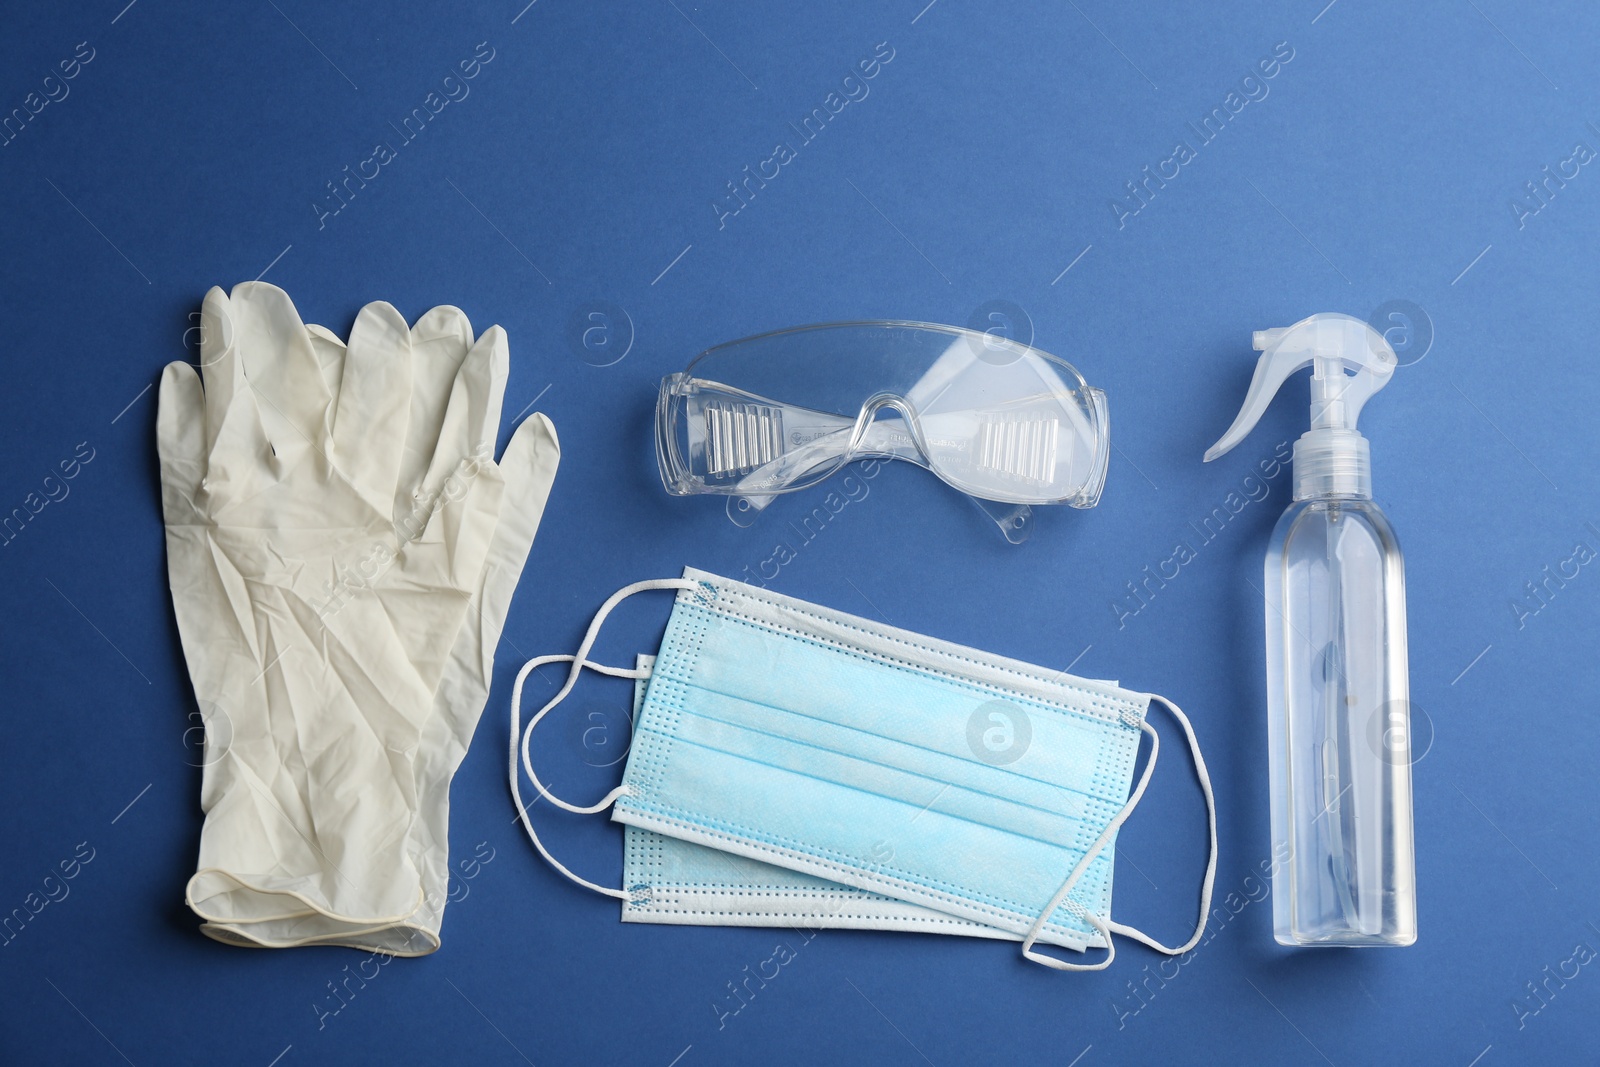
[[512, 569, 1216, 970]]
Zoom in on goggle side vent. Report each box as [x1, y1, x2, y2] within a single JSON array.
[[976, 413, 1059, 485], [704, 401, 784, 478]]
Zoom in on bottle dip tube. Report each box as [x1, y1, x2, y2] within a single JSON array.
[[1206, 314, 1417, 947]]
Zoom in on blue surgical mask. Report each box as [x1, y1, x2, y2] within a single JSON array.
[[620, 655, 1013, 941], [512, 569, 1216, 971]]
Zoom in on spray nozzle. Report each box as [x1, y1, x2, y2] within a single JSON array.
[[1204, 313, 1396, 463]]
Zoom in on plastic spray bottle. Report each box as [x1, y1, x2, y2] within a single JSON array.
[[1205, 313, 1417, 947]]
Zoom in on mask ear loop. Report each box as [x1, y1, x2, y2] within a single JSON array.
[[1020, 694, 1217, 970], [509, 577, 698, 900], [1021, 718, 1160, 971], [1107, 695, 1217, 956]]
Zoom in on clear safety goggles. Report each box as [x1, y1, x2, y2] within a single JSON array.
[[655, 321, 1109, 542]]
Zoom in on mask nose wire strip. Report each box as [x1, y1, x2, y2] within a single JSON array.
[[1021, 694, 1217, 970], [509, 577, 697, 899]]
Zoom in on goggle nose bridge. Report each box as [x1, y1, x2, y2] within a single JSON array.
[[848, 391, 930, 460]]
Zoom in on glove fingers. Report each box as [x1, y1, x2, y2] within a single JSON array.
[[422, 324, 508, 495], [399, 329, 515, 686], [402, 413, 559, 945], [198, 286, 272, 501], [466, 412, 559, 678], [399, 307, 473, 513], [414, 413, 558, 788], [476, 327, 508, 459], [156, 361, 205, 520], [333, 302, 413, 514], [493, 413, 561, 572], [306, 323, 347, 411], [228, 282, 332, 468]]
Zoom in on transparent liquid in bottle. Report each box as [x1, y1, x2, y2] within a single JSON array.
[[1264, 498, 1417, 946]]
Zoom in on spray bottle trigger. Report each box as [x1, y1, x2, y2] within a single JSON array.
[[1204, 313, 1397, 463]]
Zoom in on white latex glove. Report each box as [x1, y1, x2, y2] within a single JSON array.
[[159, 283, 557, 952]]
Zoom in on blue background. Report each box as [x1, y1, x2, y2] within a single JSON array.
[[1, 1, 1596, 1063]]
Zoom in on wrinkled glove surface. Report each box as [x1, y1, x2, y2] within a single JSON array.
[[158, 282, 557, 953]]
